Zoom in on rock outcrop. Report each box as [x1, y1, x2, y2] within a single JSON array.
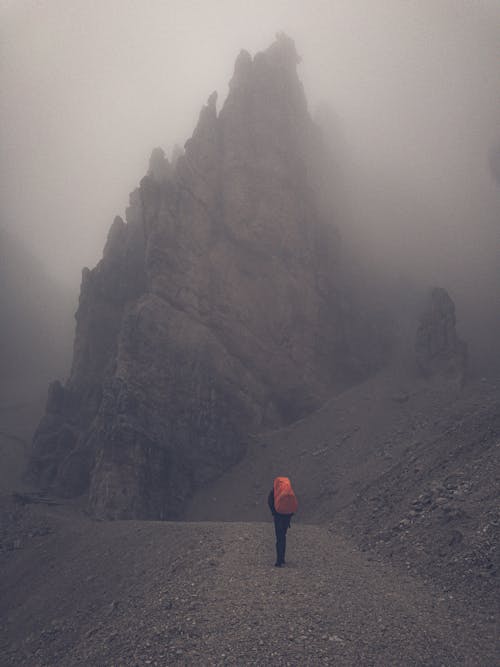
[[415, 287, 467, 384], [29, 34, 368, 518]]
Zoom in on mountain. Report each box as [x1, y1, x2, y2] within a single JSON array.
[[5, 32, 498, 667], [29, 34, 384, 519]]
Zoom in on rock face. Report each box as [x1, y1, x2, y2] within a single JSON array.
[[415, 287, 467, 384], [29, 34, 366, 518]]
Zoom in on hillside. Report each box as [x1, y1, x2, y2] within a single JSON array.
[[185, 362, 500, 610], [2, 345, 499, 664], [0, 499, 497, 666]]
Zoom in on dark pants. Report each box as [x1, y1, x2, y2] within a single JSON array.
[[274, 514, 290, 564]]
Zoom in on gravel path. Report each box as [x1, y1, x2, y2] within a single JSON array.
[[1, 508, 497, 666], [191, 523, 497, 666]]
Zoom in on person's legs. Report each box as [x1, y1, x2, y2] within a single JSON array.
[[274, 516, 287, 565], [274, 516, 281, 565], [280, 524, 287, 564]]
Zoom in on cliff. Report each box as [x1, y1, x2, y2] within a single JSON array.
[[29, 34, 364, 518]]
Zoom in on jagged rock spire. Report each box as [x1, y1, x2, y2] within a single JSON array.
[[415, 287, 467, 385], [29, 36, 362, 519], [148, 147, 171, 183]]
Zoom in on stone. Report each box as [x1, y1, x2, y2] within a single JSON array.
[[28, 35, 374, 519], [147, 147, 172, 183], [415, 287, 467, 385]]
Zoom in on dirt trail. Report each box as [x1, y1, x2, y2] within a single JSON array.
[[1, 505, 497, 666]]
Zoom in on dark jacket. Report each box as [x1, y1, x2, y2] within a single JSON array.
[[268, 489, 293, 527]]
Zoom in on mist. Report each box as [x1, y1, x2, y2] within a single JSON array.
[[1, 0, 499, 370], [3, 5, 500, 656]]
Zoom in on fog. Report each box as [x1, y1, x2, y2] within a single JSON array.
[[1, 0, 499, 369]]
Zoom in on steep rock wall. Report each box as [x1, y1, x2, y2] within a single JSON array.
[[29, 35, 362, 518]]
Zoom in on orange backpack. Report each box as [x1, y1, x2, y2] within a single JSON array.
[[274, 477, 298, 514]]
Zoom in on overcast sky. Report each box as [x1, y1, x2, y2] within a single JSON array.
[[1, 0, 499, 298]]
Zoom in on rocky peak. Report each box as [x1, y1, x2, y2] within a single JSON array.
[[29, 37, 373, 519], [183, 91, 219, 175], [223, 33, 307, 123], [231, 49, 252, 85], [103, 216, 126, 260], [415, 287, 467, 385], [264, 31, 302, 67], [147, 147, 172, 183]]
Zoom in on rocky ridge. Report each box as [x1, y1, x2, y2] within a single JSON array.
[[29, 35, 371, 519]]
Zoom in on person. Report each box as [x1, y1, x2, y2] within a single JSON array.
[[268, 485, 293, 567]]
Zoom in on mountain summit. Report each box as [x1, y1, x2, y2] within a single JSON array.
[[29, 34, 366, 519]]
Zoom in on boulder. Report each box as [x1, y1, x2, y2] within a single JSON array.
[[415, 287, 467, 385]]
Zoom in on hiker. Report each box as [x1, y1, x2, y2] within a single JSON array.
[[268, 476, 298, 567]]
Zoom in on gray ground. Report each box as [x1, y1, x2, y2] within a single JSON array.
[[1, 364, 498, 665], [1, 501, 497, 666], [185, 369, 500, 613]]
